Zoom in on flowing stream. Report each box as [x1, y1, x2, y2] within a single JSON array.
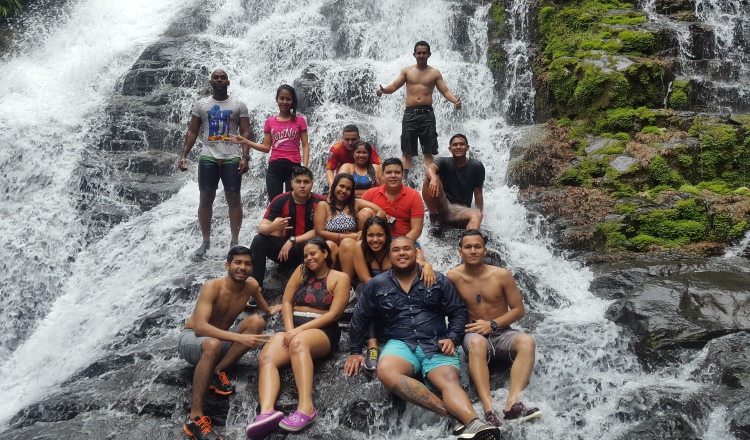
[[0, 0, 745, 438]]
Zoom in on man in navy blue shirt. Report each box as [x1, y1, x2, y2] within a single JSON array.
[[344, 236, 501, 439]]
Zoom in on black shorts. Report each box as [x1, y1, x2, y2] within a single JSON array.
[[401, 106, 439, 157], [293, 315, 341, 349], [198, 158, 242, 193]]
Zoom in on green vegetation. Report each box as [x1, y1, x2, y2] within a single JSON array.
[[1, 0, 22, 19], [669, 80, 692, 109]]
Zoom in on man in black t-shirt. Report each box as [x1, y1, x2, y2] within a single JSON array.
[[422, 134, 484, 232], [249, 166, 326, 290]]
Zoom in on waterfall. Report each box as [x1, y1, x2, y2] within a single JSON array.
[[0, 0, 745, 438], [643, 0, 750, 112]]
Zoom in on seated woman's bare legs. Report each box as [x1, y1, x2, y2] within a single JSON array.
[[338, 238, 359, 280], [287, 329, 333, 416], [257, 333, 292, 414]]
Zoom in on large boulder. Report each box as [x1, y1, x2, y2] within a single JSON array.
[[606, 271, 750, 359]]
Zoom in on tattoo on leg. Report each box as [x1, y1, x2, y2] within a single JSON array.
[[390, 376, 448, 416]]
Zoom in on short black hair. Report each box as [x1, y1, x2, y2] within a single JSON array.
[[342, 124, 359, 135], [227, 245, 252, 263], [449, 133, 468, 145], [390, 235, 415, 250], [459, 229, 487, 247], [382, 157, 404, 171], [292, 165, 314, 180], [414, 41, 431, 53]]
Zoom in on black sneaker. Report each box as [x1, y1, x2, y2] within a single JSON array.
[[503, 402, 542, 422], [429, 214, 443, 236], [246, 298, 258, 308], [194, 241, 210, 258], [457, 418, 501, 439], [209, 371, 235, 396], [183, 415, 222, 440], [364, 347, 379, 370]]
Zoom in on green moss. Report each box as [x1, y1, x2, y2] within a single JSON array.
[[678, 184, 700, 194], [619, 29, 655, 54], [648, 155, 683, 187], [603, 108, 636, 131], [631, 234, 665, 250], [599, 221, 628, 249], [574, 68, 609, 105], [669, 79, 693, 109], [559, 156, 610, 186], [678, 154, 693, 168], [675, 199, 707, 223], [696, 180, 733, 195], [601, 13, 647, 25], [641, 125, 662, 134], [492, 1, 506, 37], [558, 116, 573, 127], [615, 202, 639, 214], [730, 221, 749, 238]]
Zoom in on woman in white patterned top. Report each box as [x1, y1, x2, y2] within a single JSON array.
[[313, 173, 385, 265]]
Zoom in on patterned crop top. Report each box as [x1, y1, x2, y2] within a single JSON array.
[[353, 171, 375, 190], [293, 274, 333, 310], [325, 210, 358, 233]]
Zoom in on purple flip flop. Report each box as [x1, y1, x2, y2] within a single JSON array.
[[245, 410, 284, 440], [278, 408, 318, 432]]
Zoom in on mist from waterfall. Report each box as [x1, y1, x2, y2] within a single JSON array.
[[0, 0, 744, 438]]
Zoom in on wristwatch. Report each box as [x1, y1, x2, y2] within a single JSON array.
[[241, 154, 250, 161], [490, 320, 498, 332], [289, 236, 296, 244]]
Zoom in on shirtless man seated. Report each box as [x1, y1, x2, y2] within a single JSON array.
[[447, 231, 542, 426], [377, 41, 461, 185], [179, 246, 281, 440]]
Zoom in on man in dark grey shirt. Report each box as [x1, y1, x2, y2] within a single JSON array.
[[422, 134, 484, 233]]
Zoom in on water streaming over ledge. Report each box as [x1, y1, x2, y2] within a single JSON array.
[[0, 0, 745, 438]]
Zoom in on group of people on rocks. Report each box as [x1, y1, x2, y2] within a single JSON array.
[[177, 41, 541, 440]]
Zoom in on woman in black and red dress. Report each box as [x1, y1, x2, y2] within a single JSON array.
[[246, 237, 350, 438]]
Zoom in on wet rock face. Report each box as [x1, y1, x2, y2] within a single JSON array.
[[604, 267, 750, 359]]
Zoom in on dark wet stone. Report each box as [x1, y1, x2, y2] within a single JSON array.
[[694, 332, 750, 389], [606, 271, 750, 355]]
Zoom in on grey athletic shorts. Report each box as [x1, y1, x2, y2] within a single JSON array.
[[437, 189, 474, 227], [462, 328, 521, 364], [178, 323, 241, 365]]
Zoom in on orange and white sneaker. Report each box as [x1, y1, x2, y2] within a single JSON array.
[[183, 415, 222, 440], [209, 371, 235, 396]]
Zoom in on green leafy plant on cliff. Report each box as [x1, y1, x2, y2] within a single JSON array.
[[669, 80, 692, 109], [1, 0, 22, 18]]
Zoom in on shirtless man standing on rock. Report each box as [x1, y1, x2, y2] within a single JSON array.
[[447, 231, 542, 427], [377, 41, 462, 185]]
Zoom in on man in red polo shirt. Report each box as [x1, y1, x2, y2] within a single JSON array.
[[361, 158, 424, 242], [324, 124, 382, 191]]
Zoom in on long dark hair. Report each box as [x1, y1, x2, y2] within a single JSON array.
[[276, 84, 298, 120], [328, 173, 356, 217], [301, 237, 333, 280], [352, 141, 377, 184], [360, 216, 392, 277]]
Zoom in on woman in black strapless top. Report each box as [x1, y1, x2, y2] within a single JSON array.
[[248, 237, 350, 436]]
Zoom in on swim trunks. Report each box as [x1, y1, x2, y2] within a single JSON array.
[[462, 328, 521, 364], [401, 105, 439, 157]]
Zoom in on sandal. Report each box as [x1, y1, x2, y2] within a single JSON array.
[[245, 410, 283, 440], [278, 408, 318, 432]]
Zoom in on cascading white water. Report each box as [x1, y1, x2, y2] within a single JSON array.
[[0, 0, 743, 438], [644, 0, 750, 112]]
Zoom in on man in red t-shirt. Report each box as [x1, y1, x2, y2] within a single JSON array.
[[361, 158, 424, 242], [325, 124, 382, 191]]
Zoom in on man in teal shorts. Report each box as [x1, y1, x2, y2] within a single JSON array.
[[344, 236, 501, 439]]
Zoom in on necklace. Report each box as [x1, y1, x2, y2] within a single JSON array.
[[471, 266, 487, 303]]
